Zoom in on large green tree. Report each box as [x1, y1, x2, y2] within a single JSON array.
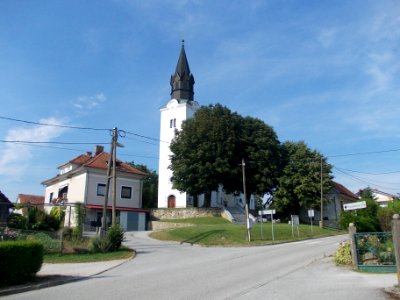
[[272, 141, 332, 215], [169, 104, 282, 206], [129, 163, 158, 209]]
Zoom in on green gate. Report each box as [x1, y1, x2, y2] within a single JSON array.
[[354, 232, 396, 273]]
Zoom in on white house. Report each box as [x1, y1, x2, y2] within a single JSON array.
[[369, 189, 397, 207], [42, 145, 148, 231]]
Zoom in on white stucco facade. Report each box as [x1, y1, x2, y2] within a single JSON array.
[[158, 99, 199, 208]]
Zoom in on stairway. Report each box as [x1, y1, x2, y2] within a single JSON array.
[[225, 206, 247, 224]]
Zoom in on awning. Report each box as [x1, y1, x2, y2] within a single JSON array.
[[85, 204, 149, 213]]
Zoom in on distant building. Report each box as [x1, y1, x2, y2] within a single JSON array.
[[300, 181, 359, 228], [42, 145, 148, 231], [15, 194, 45, 216], [358, 188, 398, 207]]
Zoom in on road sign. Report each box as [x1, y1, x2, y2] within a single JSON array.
[[343, 201, 367, 211], [308, 209, 314, 218], [259, 209, 276, 215]]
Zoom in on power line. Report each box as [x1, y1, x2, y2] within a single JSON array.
[[0, 116, 111, 131], [334, 167, 399, 191], [124, 130, 170, 144], [1, 142, 87, 152], [123, 136, 160, 146], [334, 166, 400, 175], [1, 140, 110, 145], [329, 148, 400, 158]]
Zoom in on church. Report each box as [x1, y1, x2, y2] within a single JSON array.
[[157, 43, 252, 210]]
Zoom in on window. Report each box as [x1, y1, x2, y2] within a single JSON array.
[[97, 183, 106, 196], [121, 186, 132, 199], [49, 192, 54, 203], [170, 118, 177, 128]]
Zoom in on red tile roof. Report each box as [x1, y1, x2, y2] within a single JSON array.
[[68, 148, 147, 176], [17, 194, 45, 205], [332, 182, 358, 200]]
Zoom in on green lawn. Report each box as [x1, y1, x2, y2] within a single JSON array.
[[44, 247, 135, 263], [150, 217, 345, 246]]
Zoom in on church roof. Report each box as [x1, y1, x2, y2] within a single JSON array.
[[170, 41, 195, 102]]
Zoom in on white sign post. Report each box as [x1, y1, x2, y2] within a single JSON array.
[[343, 201, 367, 211], [308, 209, 314, 233], [259, 209, 276, 241], [291, 215, 300, 238]]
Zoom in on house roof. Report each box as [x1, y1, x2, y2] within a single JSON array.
[[332, 182, 358, 200], [0, 190, 12, 204], [68, 151, 147, 176], [17, 194, 45, 205]]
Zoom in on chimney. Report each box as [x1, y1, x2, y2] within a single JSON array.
[[95, 145, 104, 155]]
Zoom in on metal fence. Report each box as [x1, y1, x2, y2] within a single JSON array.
[[354, 232, 396, 273]]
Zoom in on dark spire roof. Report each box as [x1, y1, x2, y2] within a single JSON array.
[[170, 40, 195, 102]]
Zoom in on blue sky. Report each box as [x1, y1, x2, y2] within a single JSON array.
[[1, 0, 400, 201]]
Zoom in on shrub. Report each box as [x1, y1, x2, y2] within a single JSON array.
[[90, 237, 111, 253], [7, 213, 28, 229], [377, 201, 400, 231], [107, 225, 124, 252], [339, 199, 380, 232], [333, 241, 352, 266], [63, 227, 73, 241], [26, 232, 59, 253], [0, 240, 43, 286]]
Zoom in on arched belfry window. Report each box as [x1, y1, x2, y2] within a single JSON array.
[[170, 118, 177, 128]]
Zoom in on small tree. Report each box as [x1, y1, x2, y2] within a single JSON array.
[[272, 141, 332, 216]]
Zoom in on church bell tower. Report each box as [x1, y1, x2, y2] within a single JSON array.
[[157, 42, 199, 208]]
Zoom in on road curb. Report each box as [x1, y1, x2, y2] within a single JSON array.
[[0, 256, 133, 296]]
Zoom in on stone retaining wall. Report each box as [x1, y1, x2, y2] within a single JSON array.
[[150, 221, 194, 231], [150, 208, 222, 220]]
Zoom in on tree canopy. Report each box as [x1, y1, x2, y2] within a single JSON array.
[[169, 104, 282, 204], [272, 141, 333, 215], [129, 163, 158, 209]]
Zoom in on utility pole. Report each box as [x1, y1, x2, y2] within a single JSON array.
[[242, 158, 251, 242], [101, 128, 116, 232], [111, 127, 118, 226], [320, 156, 324, 228]]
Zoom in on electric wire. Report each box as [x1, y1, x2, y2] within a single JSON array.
[[0, 116, 111, 131]]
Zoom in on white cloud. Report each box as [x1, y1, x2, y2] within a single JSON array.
[[0, 118, 68, 178], [72, 93, 106, 113]]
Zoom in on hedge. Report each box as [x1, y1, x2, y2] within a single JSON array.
[[0, 240, 44, 286]]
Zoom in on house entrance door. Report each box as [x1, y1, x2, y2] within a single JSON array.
[[167, 195, 176, 208]]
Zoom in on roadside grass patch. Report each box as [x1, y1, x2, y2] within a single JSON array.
[[43, 247, 134, 263], [151, 217, 345, 246]]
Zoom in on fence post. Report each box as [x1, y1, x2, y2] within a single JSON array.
[[348, 223, 358, 269], [392, 214, 400, 286]]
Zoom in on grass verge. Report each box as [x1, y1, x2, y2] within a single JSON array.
[[150, 217, 345, 246], [44, 247, 135, 263]]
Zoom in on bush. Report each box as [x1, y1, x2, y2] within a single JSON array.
[[333, 241, 352, 266], [90, 237, 111, 253], [339, 199, 380, 232], [107, 225, 124, 252], [7, 213, 28, 229], [26, 232, 59, 253], [377, 201, 400, 231], [0, 240, 43, 286]]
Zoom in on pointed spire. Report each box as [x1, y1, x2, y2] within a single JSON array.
[[170, 40, 195, 102]]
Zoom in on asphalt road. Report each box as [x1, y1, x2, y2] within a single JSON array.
[[4, 232, 396, 300]]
